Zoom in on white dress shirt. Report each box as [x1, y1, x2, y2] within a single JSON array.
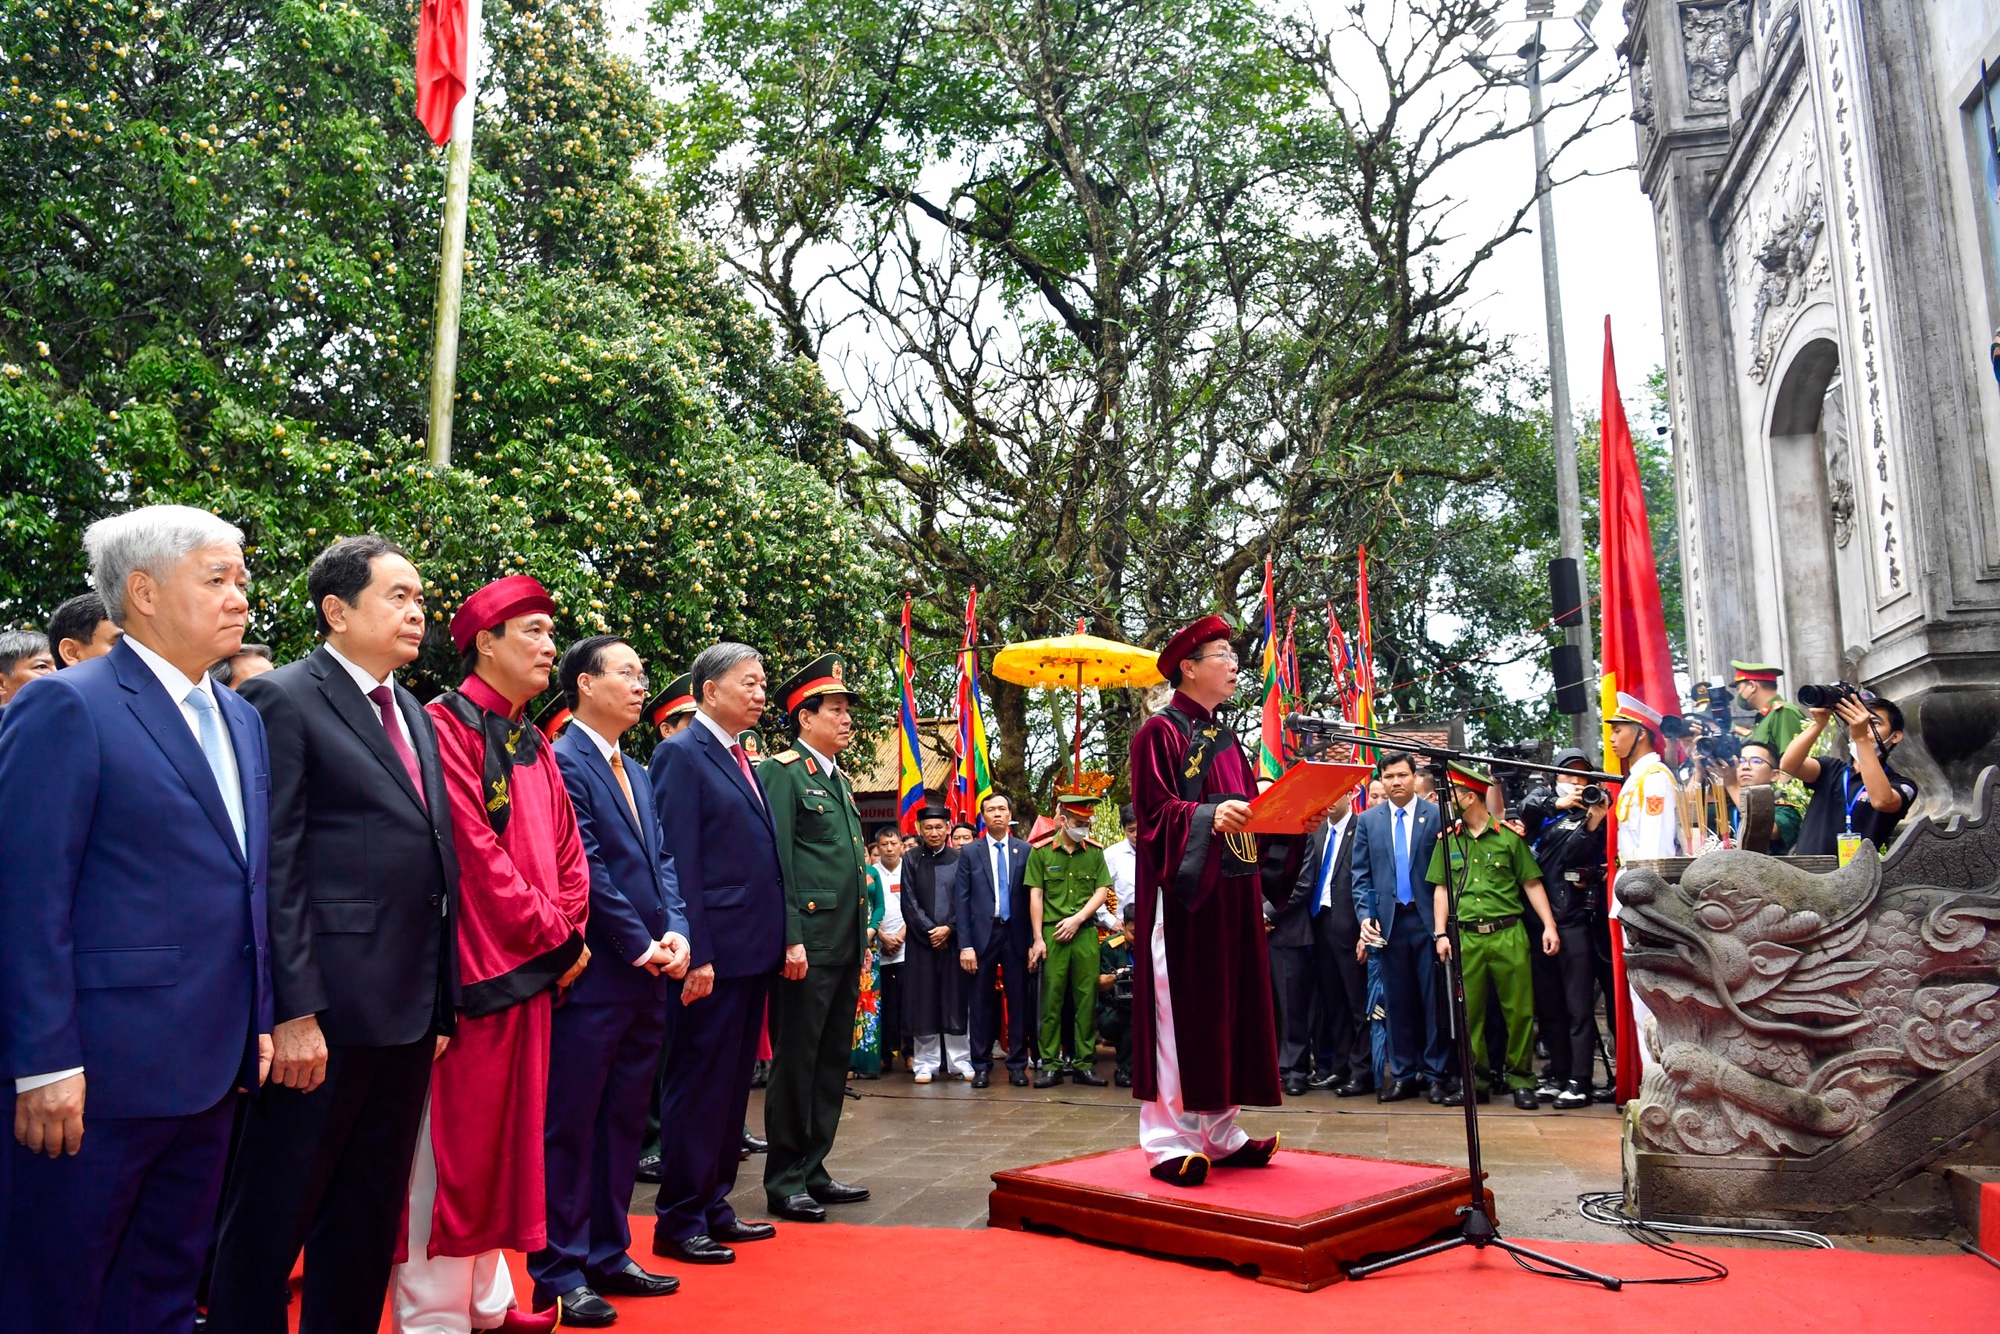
[[20, 636, 247, 1093], [795, 738, 841, 783], [694, 709, 743, 752], [1104, 837, 1137, 919], [322, 641, 414, 752], [982, 835, 1015, 919], [876, 860, 907, 964], [1316, 811, 1353, 910]]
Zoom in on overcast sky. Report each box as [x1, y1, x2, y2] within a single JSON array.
[[597, 0, 1668, 423]]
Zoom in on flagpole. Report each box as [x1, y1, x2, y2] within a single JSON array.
[[426, 0, 480, 469]]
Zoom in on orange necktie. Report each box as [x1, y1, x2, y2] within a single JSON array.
[[610, 749, 641, 825]]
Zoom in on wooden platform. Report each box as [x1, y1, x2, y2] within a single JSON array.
[[988, 1145, 1487, 1291]]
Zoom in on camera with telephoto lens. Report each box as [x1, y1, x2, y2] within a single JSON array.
[[1579, 784, 1609, 808], [1796, 681, 1872, 710]]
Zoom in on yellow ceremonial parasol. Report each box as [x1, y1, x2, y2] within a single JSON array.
[[992, 622, 1163, 787]]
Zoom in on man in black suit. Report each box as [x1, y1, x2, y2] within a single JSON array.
[[208, 535, 460, 1334], [955, 793, 1034, 1089], [648, 643, 787, 1267], [1269, 795, 1372, 1099]]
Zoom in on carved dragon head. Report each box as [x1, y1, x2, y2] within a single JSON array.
[[1617, 850, 1884, 1039]]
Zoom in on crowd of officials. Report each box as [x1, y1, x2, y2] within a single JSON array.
[[0, 504, 1924, 1334]]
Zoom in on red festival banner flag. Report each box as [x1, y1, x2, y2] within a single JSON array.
[[1257, 556, 1288, 782], [1599, 317, 1676, 1105], [414, 0, 469, 146], [948, 589, 996, 831]]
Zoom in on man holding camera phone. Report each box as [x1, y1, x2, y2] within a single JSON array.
[[1779, 688, 1918, 862]]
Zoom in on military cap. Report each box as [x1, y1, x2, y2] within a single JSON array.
[[645, 671, 696, 730], [1609, 691, 1664, 731], [1054, 793, 1099, 815], [534, 695, 574, 742], [1730, 660, 1783, 684], [777, 652, 860, 714], [1445, 759, 1493, 789]]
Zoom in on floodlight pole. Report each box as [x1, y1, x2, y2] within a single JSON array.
[[1524, 37, 1598, 751]]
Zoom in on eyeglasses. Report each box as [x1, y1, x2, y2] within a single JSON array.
[[1185, 650, 1239, 666], [591, 667, 650, 690]]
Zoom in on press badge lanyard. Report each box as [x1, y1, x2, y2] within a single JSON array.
[[1842, 767, 1867, 834]]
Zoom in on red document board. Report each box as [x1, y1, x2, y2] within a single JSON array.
[[1244, 762, 1374, 834]]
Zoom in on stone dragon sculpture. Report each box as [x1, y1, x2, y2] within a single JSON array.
[[1617, 845, 2000, 1156]]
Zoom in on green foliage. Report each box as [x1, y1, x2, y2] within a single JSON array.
[[0, 0, 885, 706]]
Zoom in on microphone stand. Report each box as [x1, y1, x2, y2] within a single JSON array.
[[1288, 717, 1622, 1290]]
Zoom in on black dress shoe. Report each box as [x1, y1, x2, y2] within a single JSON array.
[[713, 1219, 775, 1243], [1334, 1077, 1374, 1098], [652, 1233, 734, 1265], [1213, 1133, 1279, 1168], [1148, 1154, 1210, 1187], [741, 1130, 768, 1154], [536, 1286, 618, 1326], [634, 1151, 663, 1183], [1113, 1069, 1132, 1087], [1070, 1068, 1108, 1087], [1010, 1070, 1031, 1087], [1512, 1087, 1541, 1111], [1282, 1074, 1308, 1097], [593, 1261, 680, 1297], [1425, 1079, 1449, 1105], [769, 1192, 828, 1222], [1034, 1069, 1062, 1088], [809, 1180, 870, 1205], [1377, 1078, 1421, 1103], [1306, 1070, 1342, 1090], [970, 1070, 991, 1088]]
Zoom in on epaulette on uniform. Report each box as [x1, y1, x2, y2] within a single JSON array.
[[774, 750, 803, 765]]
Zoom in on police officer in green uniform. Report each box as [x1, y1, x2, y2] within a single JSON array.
[[759, 654, 872, 1222], [1028, 794, 1113, 1088], [1425, 761, 1560, 1111], [1732, 660, 1808, 758]]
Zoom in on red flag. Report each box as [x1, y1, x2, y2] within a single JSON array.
[[1599, 316, 1676, 1106], [1355, 546, 1377, 725], [416, 0, 469, 146]]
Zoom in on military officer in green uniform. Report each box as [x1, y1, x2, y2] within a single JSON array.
[[1028, 794, 1113, 1088], [759, 654, 873, 1222], [1426, 761, 1561, 1111], [1732, 660, 1808, 758]]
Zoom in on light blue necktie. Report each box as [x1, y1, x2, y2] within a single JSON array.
[[995, 841, 1010, 921], [1393, 806, 1413, 905], [1311, 829, 1336, 917], [185, 687, 246, 856]]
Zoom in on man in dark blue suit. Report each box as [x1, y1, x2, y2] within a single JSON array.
[[647, 643, 785, 1267], [954, 793, 1035, 1089], [530, 636, 691, 1324], [1350, 752, 1450, 1102], [0, 504, 275, 1332]]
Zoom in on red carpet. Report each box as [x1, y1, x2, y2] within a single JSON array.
[[1018, 1144, 1451, 1216], [306, 1220, 1996, 1333]]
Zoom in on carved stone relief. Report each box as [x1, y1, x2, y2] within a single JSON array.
[[1740, 135, 1828, 383], [1618, 835, 2000, 1157], [1631, 51, 1656, 127], [1823, 374, 1854, 548], [1681, 0, 1752, 103]]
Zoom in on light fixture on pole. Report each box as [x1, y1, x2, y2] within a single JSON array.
[[1467, 0, 1602, 748]]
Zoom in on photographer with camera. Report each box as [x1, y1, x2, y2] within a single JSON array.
[[1517, 750, 1613, 1108], [1779, 686, 1918, 862]]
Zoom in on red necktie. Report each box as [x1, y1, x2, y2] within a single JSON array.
[[730, 743, 764, 806], [368, 686, 427, 810]]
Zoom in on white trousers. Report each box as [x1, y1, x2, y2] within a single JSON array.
[[911, 1032, 972, 1077], [1138, 913, 1247, 1167], [391, 1099, 518, 1334]]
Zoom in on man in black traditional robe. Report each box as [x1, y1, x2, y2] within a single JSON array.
[[898, 804, 969, 1080]]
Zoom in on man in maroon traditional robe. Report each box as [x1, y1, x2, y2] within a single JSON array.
[[392, 576, 592, 1334], [1128, 616, 1319, 1186]]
